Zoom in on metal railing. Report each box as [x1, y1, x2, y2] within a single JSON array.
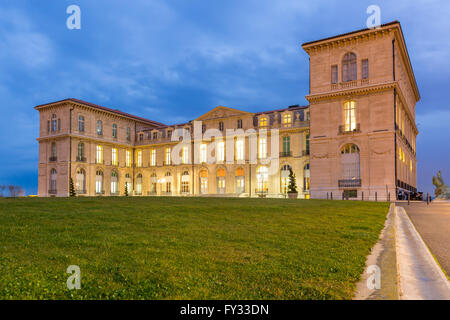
[[338, 179, 362, 188], [279, 151, 292, 157], [49, 156, 57, 162], [338, 123, 360, 135]]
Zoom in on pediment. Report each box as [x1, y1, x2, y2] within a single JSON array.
[[196, 106, 251, 121]]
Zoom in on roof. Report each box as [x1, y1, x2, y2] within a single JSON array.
[[255, 105, 309, 116], [34, 98, 165, 127], [302, 21, 400, 47]]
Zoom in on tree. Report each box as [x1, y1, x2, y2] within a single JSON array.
[[124, 182, 129, 197], [288, 168, 298, 194], [69, 178, 76, 197], [6, 185, 25, 197]]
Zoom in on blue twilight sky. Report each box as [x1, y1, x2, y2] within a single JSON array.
[[0, 0, 449, 195]]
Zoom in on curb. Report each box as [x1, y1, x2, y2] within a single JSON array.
[[395, 205, 450, 300]]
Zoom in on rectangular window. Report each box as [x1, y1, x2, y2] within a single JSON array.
[[112, 124, 117, 138], [219, 122, 224, 131], [236, 139, 244, 161], [78, 116, 85, 132], [200, 144, 207, 163], [283, 113, 292, 128], [97, 120, 102, 135], [362, 59, 369, 79], [237, 119, 243, 129], [96, 145, 103, 164], [52, 119, 57, 132], [202, 124, 206, 133], [167, 130, 172, 139], [47, 120, 50, 133], [331, 65, 338, 84], [137, 150, 142, 167], [283, 136, 290, 154], [126, 150, 131, 167], [151, 149, 156, 166], [152, 132, 158, 140], [259, 117, 267, 128], [112, 148, 118, 166], [58, 119, 61, 131], [217, 141, 225, 162], [258, 137, 267, 159], [181, 146, 189, 164], [344, 101, 356, 132], [126, 127, 131, 141], [165, 148, 171, 165]]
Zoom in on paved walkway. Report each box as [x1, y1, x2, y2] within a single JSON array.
[[397, 202, 450, 276]]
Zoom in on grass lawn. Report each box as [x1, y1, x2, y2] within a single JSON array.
[[0, 197, 389, 300]]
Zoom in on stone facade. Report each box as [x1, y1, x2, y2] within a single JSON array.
[[35, 21, 419, 200]]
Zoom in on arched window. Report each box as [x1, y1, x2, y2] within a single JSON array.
[[95, 170, 103, 194], [50, 169, 57, 193], [281, 164, 292, 194], [235, 167, 245, 194], [342, 52, 357, 82], [303, 164, 310, 192], [76, 168, 86, 193], [77, 142, 84, 160], [136, 174, 143, 195], [125, 173, 132, 193], [78, 116, 85, 132], [150, 173, 157, 194], [112, 124, 117, 138], [343, 101, 356, 132], [340, 144, 360, 180], [181, 171, 190, 193], [111, 171, 119, 195], [217, 168, 226, 194], [164, 172, 172, 193], [200, 169, 208, 194], [256, 166, 269, 193]]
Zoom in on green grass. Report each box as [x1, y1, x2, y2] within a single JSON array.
[[0, 197, 389, 300]]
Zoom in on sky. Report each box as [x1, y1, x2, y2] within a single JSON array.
[[0, 0, 449, 196]]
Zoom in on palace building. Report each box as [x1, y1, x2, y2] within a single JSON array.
[[35, 21, 419, 200]]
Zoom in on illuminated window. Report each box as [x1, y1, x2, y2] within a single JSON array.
[[125, 173, 132, 193], [165, 147, 171, 165], [258, 137, 267, 159], [165, 172, 172, 193], [235, 167, 244, 193], [112, 124, 117, 138], [126, 150, 131, 167], [182, 146, 189, 164], [200, 169, 208, 194], [151, 149, 156, 166], [181, 171, 189, 193], [96, 145, 103, 164], [217, 141, 225, 162], [217, 168, 226, 194], [111, 171, 118, 194], [259, 117, 267, 128], [95, 170, 103, 193], [200, 144, 207, 163], [304, 164, 310, 191], [76, 168, 86, 192], [256, 166, 268, 193], [112, 148, 118, 166], [280, 164, 292, 194], [137, 150, 142, 167], [135, 174, 143, 195], [344, 101, 356, 132], [236, 139, 244, 161], [410, 160, 413, 172], [97, 120, 103, 135], [283, 113, 292, 127], [342, 52, 357, 82]]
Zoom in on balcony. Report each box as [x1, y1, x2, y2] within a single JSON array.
[[76, 189, 87, 195], [147, 191, 157, 196], [279, 151, 292, 157], [49, 156, 57, 162], [338, 179, 362, 188], [95, 190, 105, 195], [48, 189, 57, 194], [110, 192, 119, 196], [331, 79, 369, 91], [302, 150, 310, 157], [76, 156, 86, 162], [338, 123, 361, 135]]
